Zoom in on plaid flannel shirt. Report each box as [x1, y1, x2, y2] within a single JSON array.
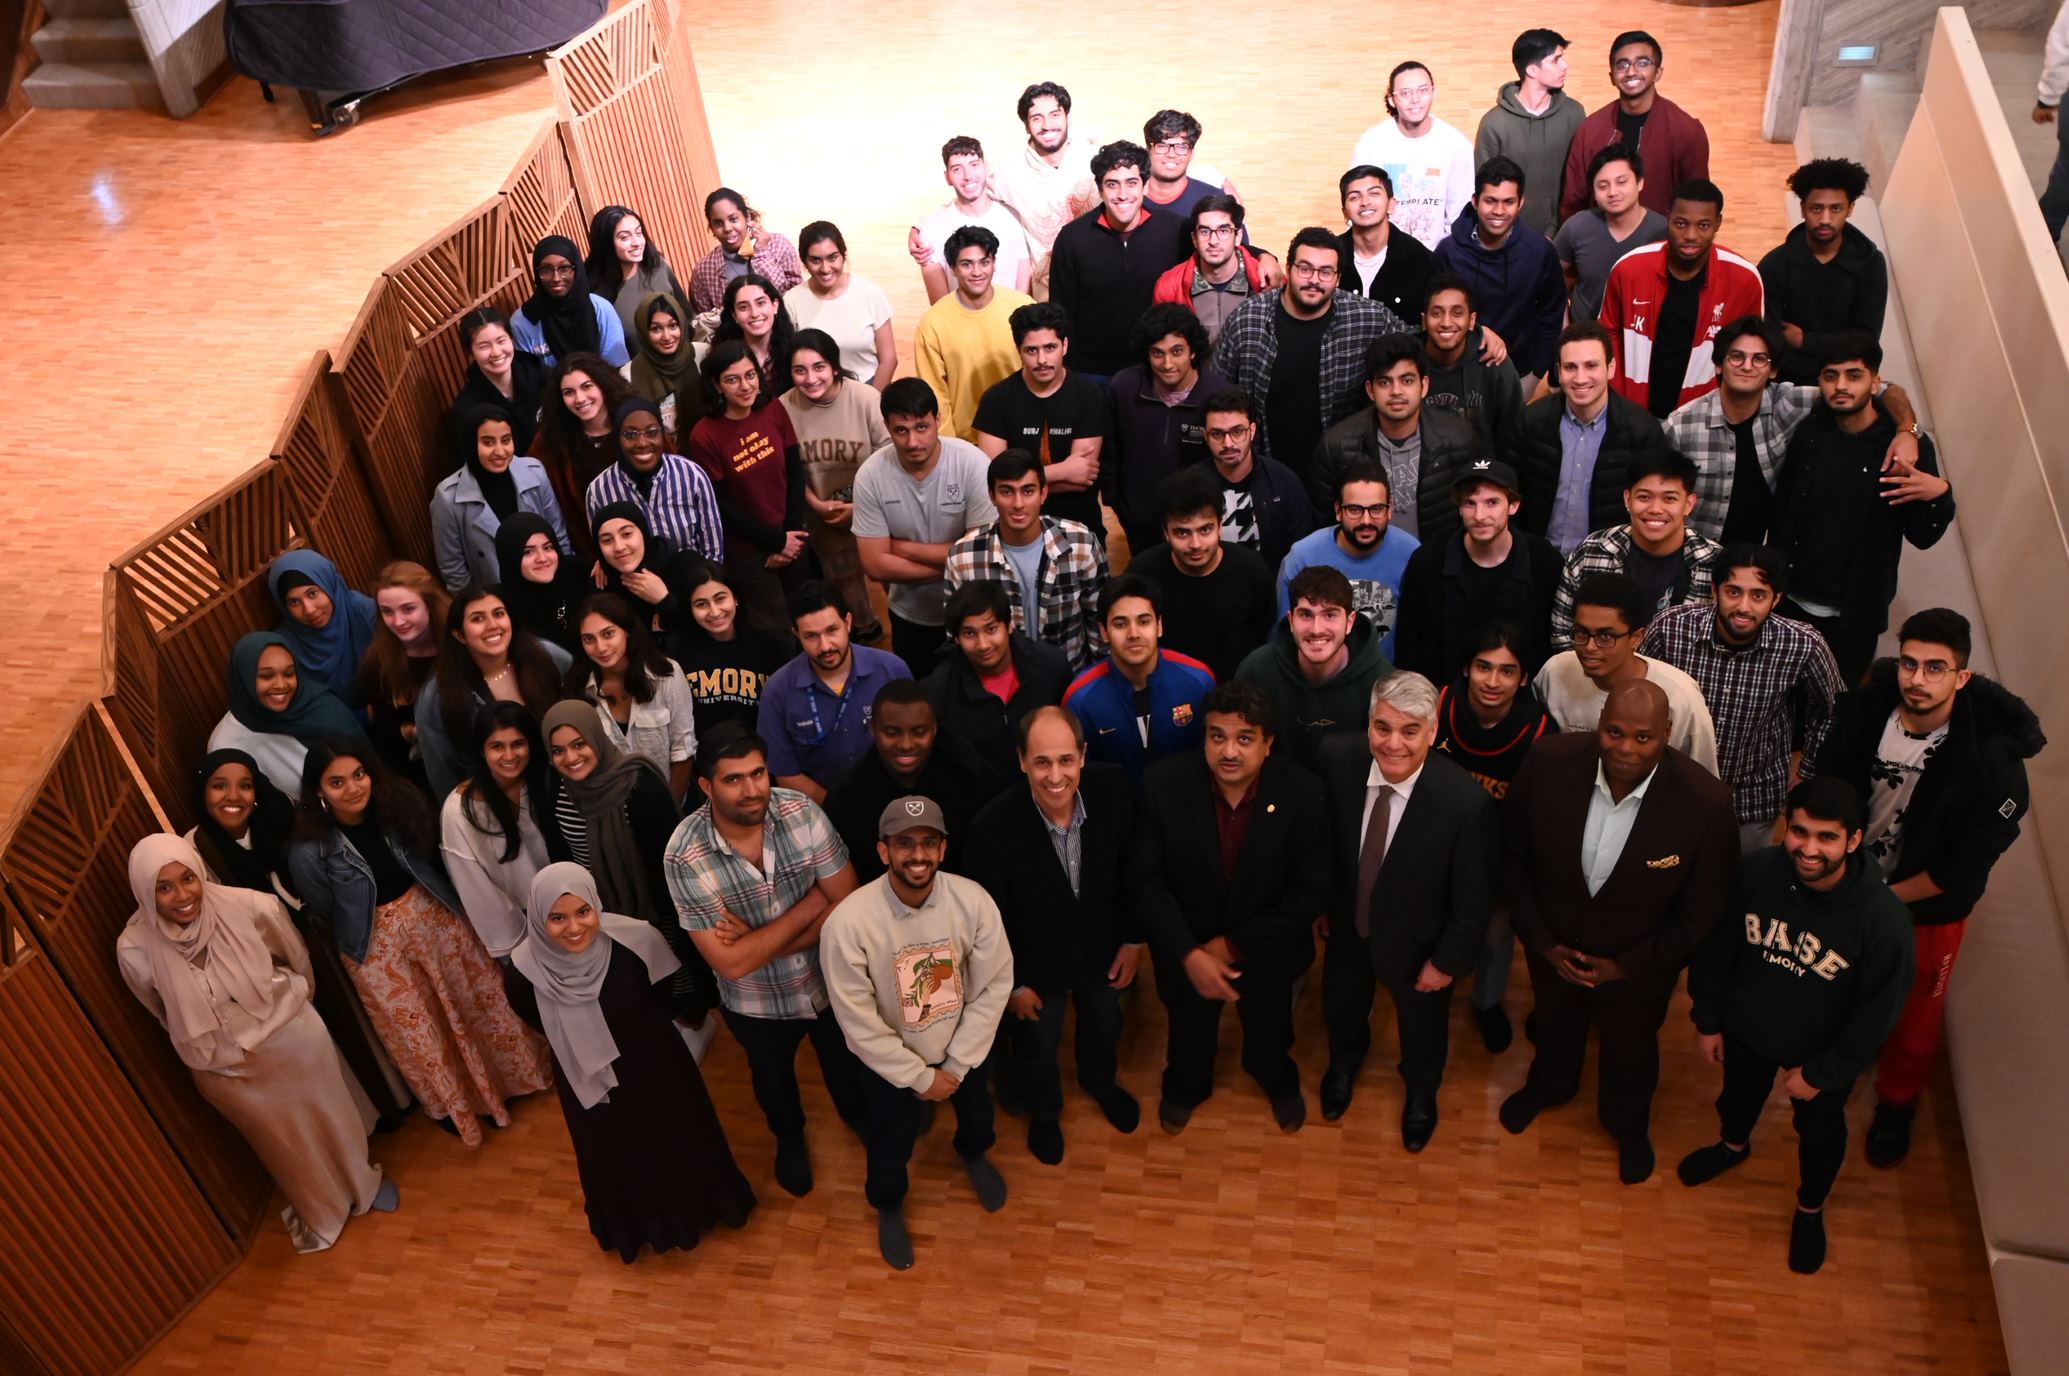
[[1550, 525, 1724, 646], [1661, 383, 1818, 541], [663, 789, 849, 1020], [687, 233, 804, 313], [1212, 289, 1408, 462], [1640, 601, 1843, 823], [942, 515, 1108, 671]]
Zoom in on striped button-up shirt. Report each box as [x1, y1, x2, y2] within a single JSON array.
[[1639, 601, 1843, 824], [942, 516, 1109, 671], [663, 790, 850, 1020], [584, 454, 726, 563], [1550, 524, 1724, 646], [1212, 289, 1408, 463], [1661, 383, 1818, 542]]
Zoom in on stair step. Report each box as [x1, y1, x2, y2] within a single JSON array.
[[22, 62, 165, 111], [30, 16, 145, 65], [39, 0, 132, 16]]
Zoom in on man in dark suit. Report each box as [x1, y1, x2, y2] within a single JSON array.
[[1132, 681, 1330, 1134], [1500, 679, 1738, 1184], [1317, 671, 1499, 1149], [967, 707, 1144, 1165]]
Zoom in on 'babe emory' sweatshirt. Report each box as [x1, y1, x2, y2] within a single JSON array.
[[820, 870, 1014, 1090], [1688, 847, 1914, 1092]]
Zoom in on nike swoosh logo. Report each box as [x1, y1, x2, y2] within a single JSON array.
[[1097, 727, 1117, 735]]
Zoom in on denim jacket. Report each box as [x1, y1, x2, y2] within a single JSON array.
[[286, 827, 461, 963]]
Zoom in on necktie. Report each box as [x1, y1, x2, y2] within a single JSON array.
[[1354, 784, 1394, 939]]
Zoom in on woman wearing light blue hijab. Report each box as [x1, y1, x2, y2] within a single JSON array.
[[270, 550, 379, 710]]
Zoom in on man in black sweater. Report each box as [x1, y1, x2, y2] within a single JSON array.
[[966, 707, 1143, 1163], [1126, 467, 1278, 684], [1394, 460, 1563, 679], [822, 679, 998, 883], [1801, 608, 2045, 1165], [1679, 777, 1913, 1274], [1758, 159, 1889, 385], [1048, 140, 1190, 377], [923, 579, 1073, 783], [1770, 332, 1953, 685]]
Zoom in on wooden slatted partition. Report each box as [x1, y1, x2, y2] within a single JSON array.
[[502, 118, 588, 255], [547, 0, 721, 276], [271, 351, 395, 591], [0, 882, 246, 1376], [101, 463, 305, 829], [0, 706, 270, 1241]]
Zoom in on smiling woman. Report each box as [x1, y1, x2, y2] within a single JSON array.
[[208, 632, 369, 799], [414, 584, 575, 800]]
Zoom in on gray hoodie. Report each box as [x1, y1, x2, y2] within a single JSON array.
[[1474, 83, 1586, 235]]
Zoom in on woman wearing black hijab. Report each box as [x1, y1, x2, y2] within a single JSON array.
[[591, 501, 705, 640], [512, 235, 631, 369], [495, 511, 592, 652], [429, 402, 570, 593]]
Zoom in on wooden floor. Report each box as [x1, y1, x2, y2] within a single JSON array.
[[0, 1, 2004, 1371]]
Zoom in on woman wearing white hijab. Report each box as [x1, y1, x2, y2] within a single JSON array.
[[505, 862, 754, 1262], [115, 834, 397, 1253]]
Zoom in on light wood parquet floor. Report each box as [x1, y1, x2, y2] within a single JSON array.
[[2, 2, 2002, 1370]]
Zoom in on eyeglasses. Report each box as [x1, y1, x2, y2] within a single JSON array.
[[1152, 139, 1194, 154], [538, 263, 576, 279], [1725, 350, 1772, 367], [1612, 57, 1657, 73], [1290, 262, 1341, 281], [619, 425, 664, 442], [1898, 655, 1958, 680], [1205, 424, 1252, 443], [1338, 502, 1391, 519], [1195, 225, 1238, 240], [1570, 626, 1636, 648]]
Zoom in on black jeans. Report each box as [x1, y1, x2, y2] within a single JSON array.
[[860, 1059, 995, 1210], [1015, 973, 1123, 1122], [1782, 601, 1878, 689], [1321, 932, 1453, 1098], [1156, 957, 1301, 1109], [722, 1005, 868, 1139], [1716, 1027, 1853, 1209], [890, 612, 949, 676], [1521, 950, 1675, 1144]]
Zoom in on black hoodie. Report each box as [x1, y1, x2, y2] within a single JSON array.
[[1757, 221, 1889, 384], [1806, 663, 2045, 923], [1689, 846, 1913, 1091]]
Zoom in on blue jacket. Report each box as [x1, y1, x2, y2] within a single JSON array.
[[1430, 205, 1568, 379], [287, 828, 461, 964], [1064, 649, 1216, 784], [510, 293, 630, 368]]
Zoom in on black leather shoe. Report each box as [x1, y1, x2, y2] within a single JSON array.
[[1158, 1098, 1193, 1135], [773, 1131, 813, 1197], [1498, 1087, 1544, 1135], [1474, 1003, 1514, 1053], [1400, 1093, 1439, 1152], [1271, 1093, 1307, 1134], [1094, 1087, 1141, 1134], [877, 1208, 914, 1269], [1320, 1065, 1356, 1121], [1619, 1136, 1657, 1185], [1027, 1118, 1064, 1165], [1866, 1102, 1916, 1167]]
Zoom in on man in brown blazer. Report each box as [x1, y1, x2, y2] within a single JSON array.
[[1498, 680, 1738, 1184]]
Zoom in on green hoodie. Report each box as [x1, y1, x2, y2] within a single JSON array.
[[1474, 83, 1586, 235], [1233, 614, 1393, 772]]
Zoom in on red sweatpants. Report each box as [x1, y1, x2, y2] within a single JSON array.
[[1875, 919, 1968, 1108]]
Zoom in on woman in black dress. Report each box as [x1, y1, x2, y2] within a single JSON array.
[[506, 862, 754, 1263]]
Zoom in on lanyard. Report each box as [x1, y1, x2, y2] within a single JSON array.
[[801, 675, 855, 748]]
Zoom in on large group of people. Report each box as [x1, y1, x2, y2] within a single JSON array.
[[121, 39, 2047, 1284]]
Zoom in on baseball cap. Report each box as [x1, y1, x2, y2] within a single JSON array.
[[878, 795, 948, 838], [1453, 458, 1521, 498]]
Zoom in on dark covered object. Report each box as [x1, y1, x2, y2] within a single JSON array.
[[226, 0, 607, 95]]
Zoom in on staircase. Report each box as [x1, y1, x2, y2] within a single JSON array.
[[23, 0, 161, 112]]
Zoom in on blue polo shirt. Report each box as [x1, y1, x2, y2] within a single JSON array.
[[756, 644, 912, 786]]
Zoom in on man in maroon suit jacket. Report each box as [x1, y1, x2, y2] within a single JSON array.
[[1498, 680, 1738, 1184]]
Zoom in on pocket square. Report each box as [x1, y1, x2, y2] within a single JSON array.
[[1645, 854, 1682, 870]]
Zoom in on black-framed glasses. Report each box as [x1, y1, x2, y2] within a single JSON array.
[[1570, 626, 1637, 648], [1339, 502, 1391, 519]]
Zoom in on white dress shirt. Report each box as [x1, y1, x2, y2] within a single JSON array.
[[1362, 758, 1426, 858], [1580, 761, 1656, 896]]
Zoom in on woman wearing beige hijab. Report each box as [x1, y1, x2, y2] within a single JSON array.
[[116, 834, 397, 1253]]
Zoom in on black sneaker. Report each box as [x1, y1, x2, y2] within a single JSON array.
[[1028, 1118, 1064, 1165], [964, 1153, 1008, 1211], [1865, 1102, 1916, 1167], [1498, 1087, 1544, 1135], [1618, 1136, 1656, 1185], [1271, 1094, 1307, 1134], [1789, 1208, 1828, 1274], [1676, 1142, 1750, 1187], [1158, 1098, 1194, 1135], [877, 1208, 914, 1270], [1474, 1003, 1514, 1054], [773, 1131, 813, 1197]]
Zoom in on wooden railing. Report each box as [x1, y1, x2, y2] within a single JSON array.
[[0, 3, 725, 1369]]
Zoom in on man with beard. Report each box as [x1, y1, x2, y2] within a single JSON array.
[[1536, 571, 1718, 773], [1418, 276, 1526, 459], [1333, 165, 1435, 322], [1433, 157, 1568, 390], [987, 81, 1101, 299], [1197, 388, 1313, 568], [1049, 142, 1191, 379], [1769, 333, 1954, 685], [1309, 334, 1479, 542], [1500, 680, 1739, 1184], [1548, 449, 1722, 647], [1275, 464, 1420, 661], [1680, 777, 1913, 1274], [1151, 196, 1269, 348], [1559, 30, 1711, 222], [1394, 461, 1562, 679], [822, 795, 1015, 1269], [822, 680, 997, 883], [666, 727, 865, 1199], [1759, 159, 1887, 385], [1642, 544, 1844, 850], [1126, 468, 1278, 685], [1104, 304, 1232, 558], [758, 581, 914, 801], [1802, 608, 2044, 1168], [1215, 229, 1408, 480], [972, 304, 1110, 536], [924, 579, 1073, 781], [1235, 565, 1393, 772]]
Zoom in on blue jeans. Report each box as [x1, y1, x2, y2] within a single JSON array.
[[2042, 109, 2069, 245]]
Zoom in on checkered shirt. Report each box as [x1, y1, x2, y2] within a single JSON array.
[[942, 515, 1108, 671]]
